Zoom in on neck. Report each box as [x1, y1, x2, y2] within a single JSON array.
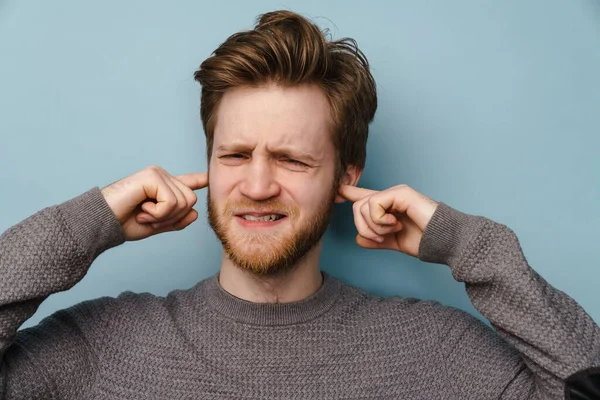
[[218, 242, 324, 303]]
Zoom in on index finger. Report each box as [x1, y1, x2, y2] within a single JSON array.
[[175, 172, 208, 191], [338, 184, 377, 202]]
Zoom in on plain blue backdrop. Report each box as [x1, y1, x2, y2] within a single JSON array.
[[0, 0, 598, 328]]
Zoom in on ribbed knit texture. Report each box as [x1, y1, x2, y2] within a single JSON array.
[[1, 187, 599, 399]]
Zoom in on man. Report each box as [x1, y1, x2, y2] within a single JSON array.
[[0, 10, 598, 399]]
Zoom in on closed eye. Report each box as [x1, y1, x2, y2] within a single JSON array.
[[279, 158, 311, 172], [284, 158, 307, 166], [222, 153, 247, 159]]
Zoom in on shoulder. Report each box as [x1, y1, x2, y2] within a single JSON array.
[[99, 286, 200, 330], [25, 284, 199, 340], [20, 291, 171, 340], [340, 283, 518, 362], [334, 278, 486, 334]]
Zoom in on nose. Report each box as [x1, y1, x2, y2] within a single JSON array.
[[238, 158, 281, 201]]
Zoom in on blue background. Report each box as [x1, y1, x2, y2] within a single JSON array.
[[0, 0, 598, 328]]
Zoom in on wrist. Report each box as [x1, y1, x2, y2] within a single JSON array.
[[58, 187, 126, 258]]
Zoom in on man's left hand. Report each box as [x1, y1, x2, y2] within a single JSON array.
[[338, 184, 439, 257]]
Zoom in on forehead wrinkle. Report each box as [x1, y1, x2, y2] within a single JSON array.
[[267, 122, 330, 154], [214, 86, 333, 160]]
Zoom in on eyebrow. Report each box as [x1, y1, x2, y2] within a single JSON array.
[[216, 144, 249, 153], [272, 148, 319, 163], [216, 144, 320, 163]]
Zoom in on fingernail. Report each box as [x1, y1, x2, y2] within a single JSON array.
[[375, 237, 384, 243]]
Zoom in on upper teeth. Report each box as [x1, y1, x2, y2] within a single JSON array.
[[242, 214, 282, 222]]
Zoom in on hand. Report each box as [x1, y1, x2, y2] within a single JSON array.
[[101, 166, 208, 241], [338, 184, 439, 257]]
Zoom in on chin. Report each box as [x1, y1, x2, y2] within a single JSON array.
[[223, 235, 307, 277]]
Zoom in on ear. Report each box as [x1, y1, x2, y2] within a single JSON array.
[[335, 164, 362, 203]]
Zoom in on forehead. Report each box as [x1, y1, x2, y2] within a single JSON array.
[[213, 84, 333, 152]]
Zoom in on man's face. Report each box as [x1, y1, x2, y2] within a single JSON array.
[[207, 84, 338, 276]]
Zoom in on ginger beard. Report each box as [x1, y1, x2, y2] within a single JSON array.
[[207, 182, 338, 277]]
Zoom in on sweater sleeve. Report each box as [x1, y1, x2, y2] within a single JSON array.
[[0, 187, 126, 398], [418, 203, 600, 399]]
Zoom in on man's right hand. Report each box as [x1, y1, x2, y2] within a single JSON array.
[[100, 166, 208, 241]]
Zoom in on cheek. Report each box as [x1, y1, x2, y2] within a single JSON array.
[[286, 177, 334, 209], [209, 164, 237, 196]]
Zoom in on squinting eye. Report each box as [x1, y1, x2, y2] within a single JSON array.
[[285, 159, 306, 166], [223, 154, 246, 159]]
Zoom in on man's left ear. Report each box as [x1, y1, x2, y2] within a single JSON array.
[[335, 164, 362, 203]]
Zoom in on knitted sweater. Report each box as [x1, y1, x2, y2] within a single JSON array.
[[0, 188, 598, 399]]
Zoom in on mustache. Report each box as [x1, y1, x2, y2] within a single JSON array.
[[222, 199, 300, 218]]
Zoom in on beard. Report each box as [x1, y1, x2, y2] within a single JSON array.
[[207, 183, 337, 277]]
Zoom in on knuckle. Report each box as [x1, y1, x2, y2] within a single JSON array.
[[372, 224, 384, 233], [368, 196, 379, 208], [178, 197, 188, 210], [359, 226, 375, 238], [398, 185, 416, 198], [164, 197, 178, 210], [360, 200, 369, 211], [360, 202, 370, 215], [143, 166, 162, 179]]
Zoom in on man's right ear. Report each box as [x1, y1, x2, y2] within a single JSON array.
[[335, 164, 362, 203]]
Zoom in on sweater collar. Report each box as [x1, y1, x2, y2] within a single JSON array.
[[201, 272, 341, 326]]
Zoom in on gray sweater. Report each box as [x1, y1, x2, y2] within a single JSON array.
[[0, 188, 598, 399]]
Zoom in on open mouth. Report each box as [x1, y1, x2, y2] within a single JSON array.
[[233, 211, 288, 228], [241, 214, 285, 222]]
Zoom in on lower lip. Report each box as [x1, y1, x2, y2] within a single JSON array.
[[235, 216, 287, 229]]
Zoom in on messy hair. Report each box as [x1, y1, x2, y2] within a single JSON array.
[[194, 10, 377, 177]]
